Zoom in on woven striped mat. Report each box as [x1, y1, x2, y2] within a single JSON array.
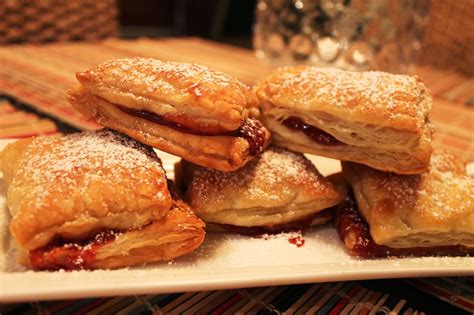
[[1, 279, 472, 314]]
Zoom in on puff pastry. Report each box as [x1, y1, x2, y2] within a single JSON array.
[[334, 189, 474, 258], [180, 146, 342, 232], [341, 150, 474, 254], [255, 66, 433, 174], [2, 130, 205, 270], [68, 57, 271, 171], [28, 199, 205, 270]]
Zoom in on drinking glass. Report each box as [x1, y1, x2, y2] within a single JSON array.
[[253, 0, 429, 73]]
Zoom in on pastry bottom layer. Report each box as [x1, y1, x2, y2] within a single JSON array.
[[68, 86, 270, 171], [27, 204, 205, 270]]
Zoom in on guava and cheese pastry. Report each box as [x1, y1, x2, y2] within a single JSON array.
[[180, 146, 342, 233], [338, 151, 474, 257], [334, 189, 474, 258], [1, 130, 205, 270], [67, 57, 270, 171], [255, 66, 433, 174]]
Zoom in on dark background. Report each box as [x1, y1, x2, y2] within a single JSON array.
[[118, 0, 256, 48]]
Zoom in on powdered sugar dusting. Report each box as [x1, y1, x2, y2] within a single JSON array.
[[372, 151, 473, 222], [0, 139, 473, 285], [11, 129, 168, 214], [261, 66, 430, 129], [91, 57, 248, 96], [190, 146, 336, 205]]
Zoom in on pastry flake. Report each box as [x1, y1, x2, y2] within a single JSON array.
[[28, 199, 205, 270]]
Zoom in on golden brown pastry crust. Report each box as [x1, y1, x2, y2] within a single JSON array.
[[342, 151, 474, 248], [333, 185, 474, 258], [93, 200, 204, 269], [182, 146, 342, 227], [68, 86, 271, 172], [256, 66, 431, 131], [76, 57, 253, 132], [2, 130, 173, 251], [27, 199, 205, 270], [256, 66, 433, 174], [0, 138, 34, 187]]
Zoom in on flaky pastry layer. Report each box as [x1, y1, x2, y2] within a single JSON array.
[[334, 188, 474, 258], [26, 200, 205, 270], [256, 66, 432, 132], [182, 146, 342, 227], [76, 57, 254, 132], [342, 151, 474, 248], [2, 130, 172, 251], [266, 113, 433, 174], [256, 66, 434, 174], [68, 86, 270, 171]]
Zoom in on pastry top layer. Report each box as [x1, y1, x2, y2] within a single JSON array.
[[186, 146, 342, 214], [3, 130, 173, 250], [76, 57, 252, 131], [256, 66, 432, 132], [342, 151, 474, 247]]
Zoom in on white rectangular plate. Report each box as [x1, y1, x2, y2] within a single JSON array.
[[0, 139, 472, 303]]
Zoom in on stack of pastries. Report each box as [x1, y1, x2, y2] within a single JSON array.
[[1, 57, 472, 270], [255, 66, 472, 258], [2, 130, 205, 270]]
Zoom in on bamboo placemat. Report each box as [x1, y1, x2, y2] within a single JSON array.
[[0, 97, 58, 138], [2, 278, 472, 314], [0, 38, 472, 160]]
